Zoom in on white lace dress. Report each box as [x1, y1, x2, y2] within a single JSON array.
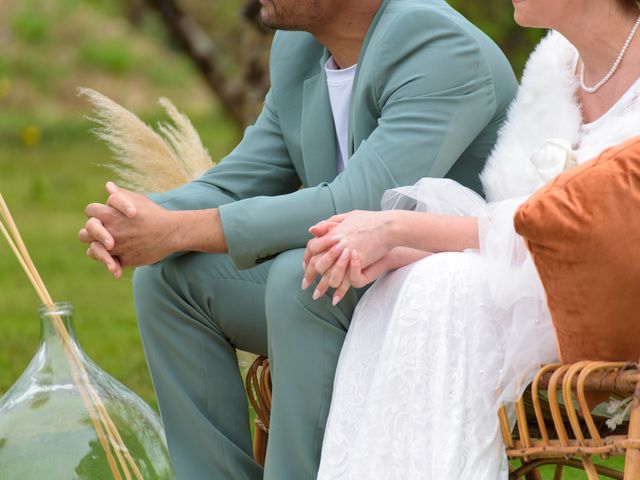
[[317, 31, 640, 480]]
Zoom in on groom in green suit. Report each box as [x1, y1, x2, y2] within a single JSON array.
[[80, 0, 517, 478]]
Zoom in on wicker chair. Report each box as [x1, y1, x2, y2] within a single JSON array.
[[245, 356, 640, 479]]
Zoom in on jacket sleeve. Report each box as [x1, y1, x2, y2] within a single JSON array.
[[148, 88, 300, 211], [220, 9, 501, 269]]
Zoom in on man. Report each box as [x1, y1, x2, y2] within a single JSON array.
[[79, 0, 517, 478]]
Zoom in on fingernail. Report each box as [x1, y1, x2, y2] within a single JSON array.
[[312, 289, 322, 300], [301, 278, 309, 290], [332, 295, 341, 306], [127, 207, 135, 216], [302, 261, 307, 271], [107, 262, 114, 272], [331, 235, 342, 242], [340, 248, 350, 260]]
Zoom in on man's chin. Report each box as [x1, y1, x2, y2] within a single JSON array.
[[259, 7, 279, 29]]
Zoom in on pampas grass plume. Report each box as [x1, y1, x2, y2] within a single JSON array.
[[78, 88, 213, 193]]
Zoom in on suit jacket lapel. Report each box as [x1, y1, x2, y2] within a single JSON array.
[[301, 0, 393, 181], [301, 58, 338, 186], [348, 0, 393, 156]]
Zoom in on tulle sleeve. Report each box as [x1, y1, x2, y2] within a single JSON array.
[[381, 178, 558, 406]]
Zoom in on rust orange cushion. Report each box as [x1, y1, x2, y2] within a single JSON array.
[[514, 136, 640, 363]]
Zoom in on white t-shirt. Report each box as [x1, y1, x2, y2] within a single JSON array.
[[325, 58, 357, 172]]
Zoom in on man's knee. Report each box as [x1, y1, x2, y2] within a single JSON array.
[[265, 248, 348, 334], [133, 263, 164, 315], [265, 249, 308, 315], [133, 254, 220, 325]]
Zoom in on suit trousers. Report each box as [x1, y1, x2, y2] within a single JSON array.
[[132, 248, 366, 480]]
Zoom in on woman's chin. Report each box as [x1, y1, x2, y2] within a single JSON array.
[[513, 9, 543, 29]]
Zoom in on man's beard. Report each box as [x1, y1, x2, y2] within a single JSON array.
[[259, 1, 317, 31]]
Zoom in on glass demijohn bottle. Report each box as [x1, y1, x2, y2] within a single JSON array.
[[0, 302, 174, 479]]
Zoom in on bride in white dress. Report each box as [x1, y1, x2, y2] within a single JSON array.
[[303, 1, 640, 478]]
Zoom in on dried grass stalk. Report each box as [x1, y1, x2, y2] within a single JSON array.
[[78, 88, 213, 193]]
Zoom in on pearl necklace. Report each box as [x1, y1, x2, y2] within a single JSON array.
[[580, 13, 640, 94]]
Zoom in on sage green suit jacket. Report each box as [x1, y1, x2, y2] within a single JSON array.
[[150, 0, 517, 270]]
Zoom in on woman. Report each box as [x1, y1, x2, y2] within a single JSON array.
[[305, 1, 640, 478]]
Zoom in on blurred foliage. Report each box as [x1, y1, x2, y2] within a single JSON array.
[[0, 0, 213, 120], [450, 0, 547, 76], [79, 39, 139, 76], [10, 10, 50, 43]]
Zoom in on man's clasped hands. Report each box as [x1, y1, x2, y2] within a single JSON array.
[[79, 182, 408, 305]]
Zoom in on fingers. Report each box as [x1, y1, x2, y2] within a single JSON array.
[[349, 250, 367, 288], [326, 213, 348, 223], [302, 255, 320, 290], [308, 221, 339, 238], [84, 217, 114, 250], [302, 240, 347, 290], [303, 241, 313, 271], [312, 248, 351, 303], [78, 227, 94, 245], [106, 191, 137, 218], [312, 272, 331, 300], [303, 225, 344, 270], [106, 181, 119, 195], [328, 248, 350, 289], [303, 250, 353, 305], [332, 275, 351, 306], [86, 241, 122, 278], [313, 241, 346, 276], [85, 202, 116, 220], [306, 234, 341, 258]]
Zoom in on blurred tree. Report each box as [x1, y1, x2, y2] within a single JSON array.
[[131, 0, 544, 130], [141, 0, 272, 130], [449, 0, 546, 75]]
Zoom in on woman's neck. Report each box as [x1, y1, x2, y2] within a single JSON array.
[[558, 4, 639, 81], [554, 3, 640, 123]]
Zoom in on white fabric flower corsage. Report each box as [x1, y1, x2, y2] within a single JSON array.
[[530, 138, 578, 183]]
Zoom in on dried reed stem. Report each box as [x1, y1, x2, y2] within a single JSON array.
[[0, 193, 142, 480]]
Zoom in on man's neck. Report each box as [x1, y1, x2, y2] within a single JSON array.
[[312, 0, 383, 69]]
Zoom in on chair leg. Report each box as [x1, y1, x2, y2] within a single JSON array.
[[581, 456, 599, 480], [624, 381, 640, 480], [525, 470, 542, 480], [253, 426, 268, 467], [553, 465, 563, 480]]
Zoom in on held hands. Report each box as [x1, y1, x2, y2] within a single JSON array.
[[302, 210, 398, 304], [79, 182, 181, 278]]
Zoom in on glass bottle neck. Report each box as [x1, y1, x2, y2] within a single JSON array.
[[38, 302, 80, 356]]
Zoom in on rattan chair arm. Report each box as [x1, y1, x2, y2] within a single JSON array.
[[539, 363, 639, 392]]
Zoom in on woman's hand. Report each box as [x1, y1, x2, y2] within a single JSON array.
[[306, 249, 397, 305], [302, 210, 398, 287]]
